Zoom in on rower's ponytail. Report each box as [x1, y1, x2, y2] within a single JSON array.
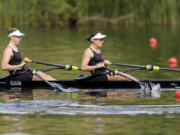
[[7, 27, 17, 34], [86, 32, 99, 41]]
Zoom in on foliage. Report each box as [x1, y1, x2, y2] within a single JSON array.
[[0, 0, 180, 27]]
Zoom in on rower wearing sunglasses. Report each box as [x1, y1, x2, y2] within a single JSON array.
[[81, 32, 139, 81], [1, 28, 55, 81]]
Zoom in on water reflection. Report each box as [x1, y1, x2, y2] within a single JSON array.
[[2, 91, 21, 103], [0, 88, 52, 103], [0, 88, 179, 115], [0, 86, 164, 104], [0, 88, 144, 103], [81, 89, 138, 101]]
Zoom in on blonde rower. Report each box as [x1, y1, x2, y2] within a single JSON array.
[[1, 28, 55, 81]]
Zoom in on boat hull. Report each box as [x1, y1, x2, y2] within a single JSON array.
[[0, 79, 180, 90]]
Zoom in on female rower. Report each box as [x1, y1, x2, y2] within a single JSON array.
[[81, 32, 139, 81], [1, 27, 55, 81]]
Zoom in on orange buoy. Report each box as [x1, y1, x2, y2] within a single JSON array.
[[149, 38, 157, 48], [176, 90, 180, 101], [168, 57, 178, 68]]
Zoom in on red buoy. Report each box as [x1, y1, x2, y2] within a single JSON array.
[[149, 38, 157, 48], [168, 57, 178, 68], [176, 90, 180, 101]]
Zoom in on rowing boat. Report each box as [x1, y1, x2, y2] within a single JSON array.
[[0, 76, 180, 89], [3, 60, 177, 91], [1, 61, 180, 90]]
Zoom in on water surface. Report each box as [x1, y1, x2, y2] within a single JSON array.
[[0, 27, 180, 135]]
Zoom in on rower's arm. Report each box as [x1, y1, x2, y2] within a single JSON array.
[[81, 48, 104, 71], [1, 47, 25, 71]]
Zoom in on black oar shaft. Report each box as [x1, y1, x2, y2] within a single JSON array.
[[112, 63, 180, 72], [25, 65, 64, 92], [121, 68, 143, 73], [32, 61, 64, 68], [31, 60, 81, 71], [40, 67, 63, 72], [105, 68, 143, 85], [112, 63, 145, 69], [159, 67, 180, 72]]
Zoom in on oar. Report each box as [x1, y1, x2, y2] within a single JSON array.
[[29, 60, 145, 83], [30, 60, 141, 73], [119, 68, 142, 73], [28, 60, 80, 71], [105, 67, 144, 86], [39, 67, 62, 72], [111, 63, 180, 72], [24, 65, 66, 92], [105, 67, 161, 94]]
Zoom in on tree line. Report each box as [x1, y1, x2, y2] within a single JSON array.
[[0, 0, 179, 27]]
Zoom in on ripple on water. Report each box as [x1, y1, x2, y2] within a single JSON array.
[[0, 100, 180, 115]]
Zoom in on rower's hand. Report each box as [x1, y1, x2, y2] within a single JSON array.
[[96, 62, 105, 69], [19, 62, 26, 68], [104, 60, 112, 66], [23, 57, 31, 63]]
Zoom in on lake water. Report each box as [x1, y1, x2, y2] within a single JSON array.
[[0, 27, 180, 135]]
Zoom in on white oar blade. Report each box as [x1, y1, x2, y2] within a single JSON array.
[[140, 83, 151, 97], [140, 82, 161, 98], [151, 83, 161, 98], [51, 82, 66, 92]]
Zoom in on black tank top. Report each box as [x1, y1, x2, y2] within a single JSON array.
[[88, 47, 106, 74], [7, 46, 24, 74]]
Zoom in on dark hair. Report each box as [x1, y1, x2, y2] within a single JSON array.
[[86, 32, 99, 41], [7, 27, 17, 34]]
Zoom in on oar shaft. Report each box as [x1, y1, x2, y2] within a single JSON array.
[[25, 65, 51, 85], [24, 65, 64, 92], [40, 67, 63, 72], [30, 60, 81, 71], [105, 68, 143, 85], [32, 60, 64, 68], [112, 63, 180, 72], [159, 67, 180, 72], [112, 63, 145, 69], [121, 68, 143, 73]]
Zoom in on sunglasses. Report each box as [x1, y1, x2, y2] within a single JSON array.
[[96, 39, 104, 41], [14, 36, 22, 39]]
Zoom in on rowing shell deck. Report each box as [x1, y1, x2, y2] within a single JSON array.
[[0, 79, 180, 89]]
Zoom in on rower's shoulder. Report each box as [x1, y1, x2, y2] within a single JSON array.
[[3, 46, 13, 53], [84, 48, 92, 53], [83, 48, 93, 57]]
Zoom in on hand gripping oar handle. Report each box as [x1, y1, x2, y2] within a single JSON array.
[[28, 60, 81, 71], [24, 65, 65, 92]]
